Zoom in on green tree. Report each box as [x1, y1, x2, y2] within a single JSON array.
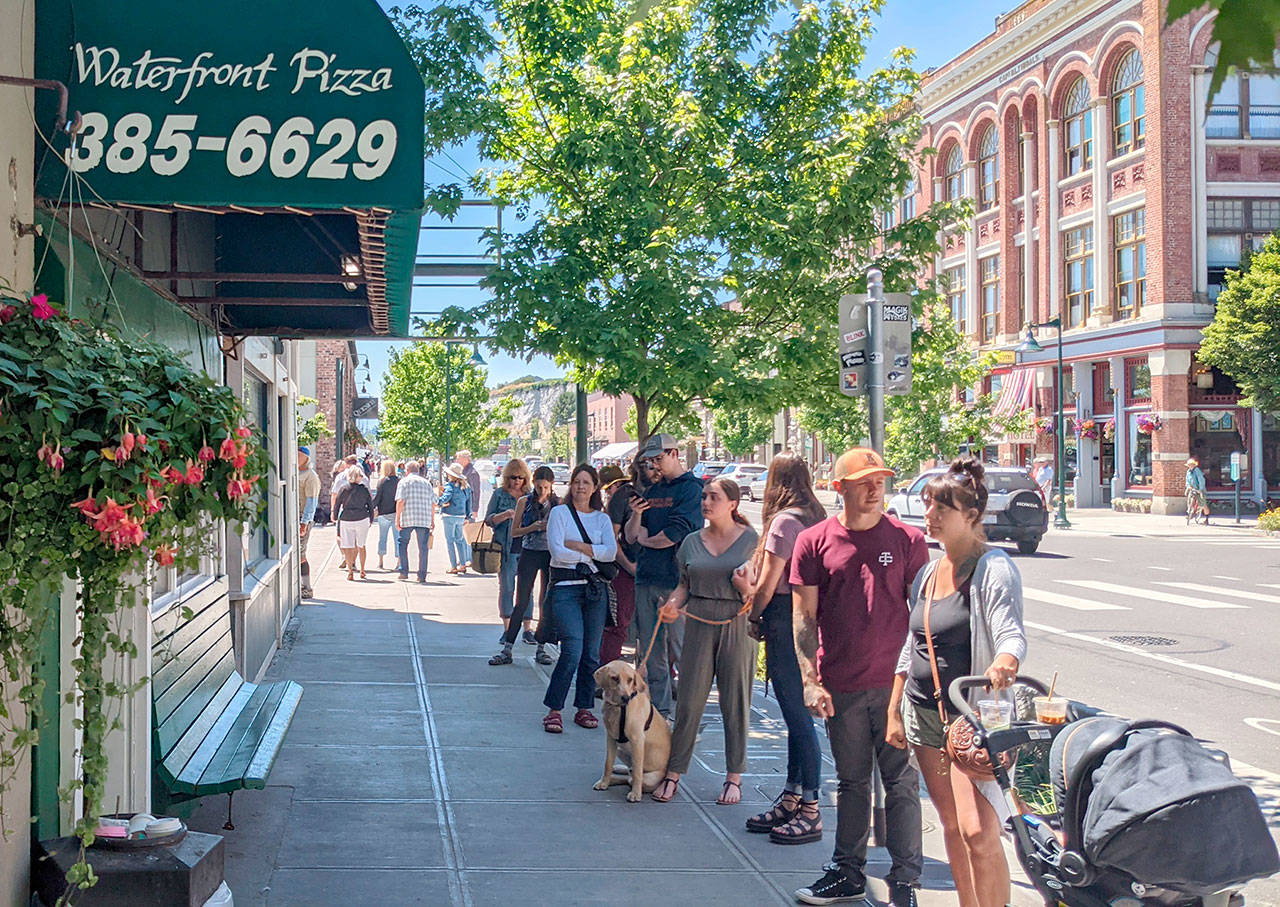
[[1198, 232, 1280, 413], [624, 403, 699, 443], [295, 395, 334, 448], [798, 298, 1025, 476], [1168, 1, 1280, 96], [548, 389, 577, 428], [397, 0, 960, 441], [713, 408, 774, 460], [380, 342, 516, 457], [544, 425, 574, 462]]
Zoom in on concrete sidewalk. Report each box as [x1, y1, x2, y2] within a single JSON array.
[[1043, 506, 1260, 537], [188, 527, 1040, 906]]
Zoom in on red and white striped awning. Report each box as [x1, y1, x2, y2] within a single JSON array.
[[993, 366, 1036, 418]]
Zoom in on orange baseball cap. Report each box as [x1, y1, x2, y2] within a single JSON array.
[[833, 447, 895, 483]]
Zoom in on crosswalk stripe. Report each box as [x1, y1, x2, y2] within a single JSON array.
[[1023, 586, 1129, 611], [1154, 582, 1280, 605], [1061, 579, 1248, 610]]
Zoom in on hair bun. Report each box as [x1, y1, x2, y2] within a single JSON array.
[[951, 457, 986, 485]]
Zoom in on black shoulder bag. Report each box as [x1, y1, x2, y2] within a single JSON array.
[[567, 507, 620, 580]]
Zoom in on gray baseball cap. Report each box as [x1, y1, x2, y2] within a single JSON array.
[[639, 433, 680, 458]]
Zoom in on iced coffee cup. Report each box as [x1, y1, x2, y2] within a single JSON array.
[[978, 699, 1014, 730], [1034, 696, 1068, 725]]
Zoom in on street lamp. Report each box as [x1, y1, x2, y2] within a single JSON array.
[[442, 341, 487, 463], [1018, 318, 1071, 529]]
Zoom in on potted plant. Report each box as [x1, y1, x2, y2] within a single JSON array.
[[1137, 413, 1163, 434]]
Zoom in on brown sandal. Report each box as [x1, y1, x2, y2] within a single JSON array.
[[651, 776, 679, 802], [542, 711, 563, 734], [573, 709, 598, 729], [716, 779, 742, 805]]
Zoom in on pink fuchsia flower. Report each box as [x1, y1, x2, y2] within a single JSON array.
[[219, 437, 237, 460], [48, 450, 65, 471], [115, 444, 131, 462], [72, 494, 99, 516], [143, 486, 165, 514], [184, 462, 205, 485], [0, 304, 16, 324], [154, 544, 177, 567], [232, 453, 248, 470], [235, 426, 253, 439], [197, 445, 216, 462], [121, 431, 136, 453], [136, 433, 148, 449], [30, 294, 57, 320]]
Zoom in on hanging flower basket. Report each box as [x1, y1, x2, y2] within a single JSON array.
[[0, 289, 269, 887], [1137, 413, 1163, 434], [1035, 416, 1056, 436], [1076, 418, 1099, 440], [1103, 418, 1116, 441]]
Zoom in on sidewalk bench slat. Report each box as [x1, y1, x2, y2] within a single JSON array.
[[151, 590, 301, 807]]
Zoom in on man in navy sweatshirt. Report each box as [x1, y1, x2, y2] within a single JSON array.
[[625, 433, 704, 718]]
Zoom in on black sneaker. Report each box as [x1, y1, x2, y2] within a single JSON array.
[[888, 883, 918, 907], [794, 866, 865, 905], [535, 648, 553, 665], [522, 629, 538, 645]]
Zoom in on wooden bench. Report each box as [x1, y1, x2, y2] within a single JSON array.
[[151, 585, 302, 826]]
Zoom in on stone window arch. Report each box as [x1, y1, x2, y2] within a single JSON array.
[[1112, 49, 1145, 155], [977, 124, 999, 211], [944, 143, 965, 201], [1063, 77, 1093, 175]]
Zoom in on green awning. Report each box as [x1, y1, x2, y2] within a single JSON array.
[[34, 0, 424, 337]]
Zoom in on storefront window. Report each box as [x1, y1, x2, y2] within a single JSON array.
[[1128, 360, 1150, 401], [1127, 412, 1153, 487], [244, 372, 271, 564], [1263, 413, 1280, 488], [1190, 409, 1250, 488]]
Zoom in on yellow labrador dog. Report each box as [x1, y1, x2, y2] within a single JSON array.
[[592, 660, 671, 802]]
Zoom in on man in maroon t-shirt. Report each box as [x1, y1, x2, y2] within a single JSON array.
[[790, 448, 928, 907]]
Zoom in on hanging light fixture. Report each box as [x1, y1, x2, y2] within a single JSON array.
[[470, 344, 486, 366]]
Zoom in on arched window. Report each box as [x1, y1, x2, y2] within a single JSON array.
[[944, 145, 965, 201], [1063, 77, 1093, 175], [977, 125, 999, 210], [1112, 50, 1145, 155]]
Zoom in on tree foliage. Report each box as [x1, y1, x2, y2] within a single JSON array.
[[1167, 1, 1280, 97], [380, 342, 516, 457], [798, 298, 1026, 476], [1198, 232, 1280, 413], [295, 395, 333, 448], [396, 0, 960, 441], [625, 403, 699, 443], [713, 408, 774, 459]]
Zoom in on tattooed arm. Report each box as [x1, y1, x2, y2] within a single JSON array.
[[793, 585, 834, 718]]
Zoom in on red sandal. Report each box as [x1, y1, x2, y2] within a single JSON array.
[[543, 711, 563, 734], [574, 709, 598, 729]]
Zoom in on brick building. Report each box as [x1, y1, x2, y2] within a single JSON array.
[[302, 339, 360, 501], [909, 0, 1275, 513], [587, 391, 634, 451]]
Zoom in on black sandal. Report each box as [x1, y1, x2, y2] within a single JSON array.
[[716, 779, 742, 805], [769, 802, 823, 844], [488, 651, 513, 665], [746, 791, 801, 833], [651, 776, 680, 802]]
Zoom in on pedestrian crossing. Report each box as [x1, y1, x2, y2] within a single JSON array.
[[1023, 577, 1273, 612]]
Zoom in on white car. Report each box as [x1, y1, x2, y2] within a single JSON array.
[[746, 474, 769, 501], [886, 466, 1049, 554], [720, 463, 769, 498]]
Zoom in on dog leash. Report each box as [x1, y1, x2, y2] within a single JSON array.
[[635, 599, 752, 672]]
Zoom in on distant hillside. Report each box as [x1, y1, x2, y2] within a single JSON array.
[[489, 378, 572, 430]]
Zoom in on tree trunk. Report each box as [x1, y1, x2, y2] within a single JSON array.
[[634, 396, 651, 444]]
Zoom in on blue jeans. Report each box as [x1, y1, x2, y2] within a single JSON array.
[[762, 592, 821, 797], [397, 526, 430, 580], [543, 581, 608, 711], [376, 515, 397, 559], [442, 515, 467, 568], [498, 549, 520, 618]]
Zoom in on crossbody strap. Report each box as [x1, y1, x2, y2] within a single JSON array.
[[568, 505, 593, 546], [921, 566, 950, 727]]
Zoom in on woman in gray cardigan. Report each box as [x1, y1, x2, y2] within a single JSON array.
[[886, 458, 1026, 907]]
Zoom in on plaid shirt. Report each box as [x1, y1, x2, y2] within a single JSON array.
[[395, 474, 435, 528]]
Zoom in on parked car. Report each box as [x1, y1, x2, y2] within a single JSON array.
[[746, 473, 769, 502], [549, 463, 573, 485], [720, 463, 769, 498], [886, 466, 1049, 554], [691, 460, 729, 482]]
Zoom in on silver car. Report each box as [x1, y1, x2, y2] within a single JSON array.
[[721, 463, 769, 498], [886, 466, 1049, 554]]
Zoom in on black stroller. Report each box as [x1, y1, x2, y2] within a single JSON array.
[[946, 675, 1280, 906]]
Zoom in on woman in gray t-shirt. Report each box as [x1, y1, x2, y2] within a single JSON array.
[[651, 477, 758, 805]]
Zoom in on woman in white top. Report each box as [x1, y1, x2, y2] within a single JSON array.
[[541, 464, 618, 734]]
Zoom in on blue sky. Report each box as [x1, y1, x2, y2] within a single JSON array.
[[363, 0, 1013, 391]]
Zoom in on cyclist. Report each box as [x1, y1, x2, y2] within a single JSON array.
[[1185, 458, 1208, 525]]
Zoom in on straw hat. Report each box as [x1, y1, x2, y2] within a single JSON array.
[[598, 464, 627, 488], [444, 462, 466, 481], [1033, 455, 1052, 464]]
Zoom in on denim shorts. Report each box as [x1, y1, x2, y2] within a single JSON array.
[[901, 695, 946, 750]]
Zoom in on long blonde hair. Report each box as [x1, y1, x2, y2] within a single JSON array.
[[501, 457, 532, 491]]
